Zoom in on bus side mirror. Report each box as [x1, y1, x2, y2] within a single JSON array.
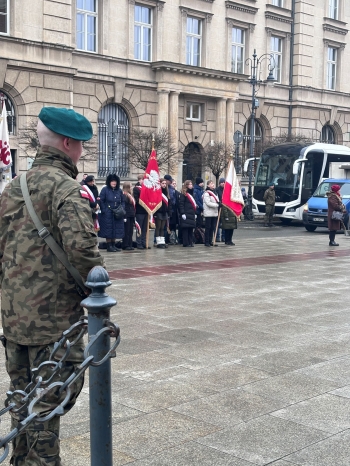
[[293, 159, 305, 175]]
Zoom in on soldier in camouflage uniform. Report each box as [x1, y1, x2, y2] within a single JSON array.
[[263, 183, 276, 226], [0, 107, 105, 465]]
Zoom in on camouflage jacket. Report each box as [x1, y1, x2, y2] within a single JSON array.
[[0, 146, 105, 345], [263, 188, 276, 206]]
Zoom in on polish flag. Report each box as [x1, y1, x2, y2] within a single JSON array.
[[222, 160, 244, 218], [139, 149, 162, 215], [0, 101, 12, 169]]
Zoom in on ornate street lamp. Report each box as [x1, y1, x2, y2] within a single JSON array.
[[245, 49, 276, 220]]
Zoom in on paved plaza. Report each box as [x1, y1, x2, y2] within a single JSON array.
[[2, 222, 350, 465]]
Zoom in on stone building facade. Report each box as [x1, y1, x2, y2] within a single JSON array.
[[0, 0, 350, 184]]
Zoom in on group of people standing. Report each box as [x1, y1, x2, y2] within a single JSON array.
[[82, 173, 239, 252]]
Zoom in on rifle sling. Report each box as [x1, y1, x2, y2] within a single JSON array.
[[20, 173, 86, 293]]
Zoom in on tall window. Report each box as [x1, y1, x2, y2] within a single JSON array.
[[0, 0, 9, 34], [320, 124, 335, 144], [327, 47, 337, 90], [134, 5, 152, 61], [77, 0, 97, 52], [98, 104, 129, 177], [243, 119, 263, 159], [186, 17, 201, 66], [232, 28, 245, 74], [271, 36, 282, 83], [271, 0, 283, 6], [329, 0, 338, 20]]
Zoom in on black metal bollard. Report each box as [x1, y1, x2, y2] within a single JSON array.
[[81, 266, 117, 466]]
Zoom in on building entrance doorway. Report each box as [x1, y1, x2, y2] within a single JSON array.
[[182, 142, 203, 183]]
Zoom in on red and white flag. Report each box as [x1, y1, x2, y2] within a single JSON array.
[[139, 148, 162, 215], [80, 184, 100, 231], [0, 102, 12, 170], [222, 160, 244, 218]]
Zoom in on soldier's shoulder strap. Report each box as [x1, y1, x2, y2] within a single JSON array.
[[20, 173, 87, 295]]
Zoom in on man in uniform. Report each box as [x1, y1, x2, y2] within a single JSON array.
[[263, 182, 276, 226], [0, 107, 104, 465]]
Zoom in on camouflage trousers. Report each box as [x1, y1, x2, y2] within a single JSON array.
[[264, 204, 275, 224], [3, 339, 84, 466]]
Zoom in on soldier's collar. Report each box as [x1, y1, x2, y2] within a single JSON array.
[[33, 146, 79, 179]]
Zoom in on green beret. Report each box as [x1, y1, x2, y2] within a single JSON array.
[[38, 107, 93, 141]]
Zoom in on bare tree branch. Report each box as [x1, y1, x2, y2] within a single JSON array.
[[203, 141, 233, 185], [122, 128, 178, 172]]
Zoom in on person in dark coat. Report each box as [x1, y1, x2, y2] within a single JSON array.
[[154, 178, 172, 248], [168, 179, 180, 244], [193, 177, 204, 227], [221, 205, 238, 246], [122, 181, 136, 250], [179, 180, 197, 247], [82, 175, 100, 230], [98, 174, 125, 252], [215, 177, 226, 242], [133, 174, 148, 249], [327, 184, 345, 246]]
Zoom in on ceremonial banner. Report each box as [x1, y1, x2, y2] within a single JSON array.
[[222, 160, 244, 218], [0, 102, 12, 170], [139, 149, 162, 215]]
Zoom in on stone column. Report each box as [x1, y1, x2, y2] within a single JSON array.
[[169, 91, 180, 178], [216, 97, 227, 143], [226, 99, 235, 148], [157, 89, 170, 131]]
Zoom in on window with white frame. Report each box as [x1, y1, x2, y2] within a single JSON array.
[[271, 0, 283, 6], [186, 17, 202, 66], [327, 46, 337, 90], [231, 28, 245, 74], [186, 103, 202, 121], [134, 5, 152, 61], [76, 0, 97, 52], [270, 36, 282, 83], [0, 0, 9, 35], [329, 0, 338, 20]]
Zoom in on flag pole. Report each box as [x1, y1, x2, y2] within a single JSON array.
[[213, 207, 221, 246]]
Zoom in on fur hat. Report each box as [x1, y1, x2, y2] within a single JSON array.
[[195, 177, 204, 185]]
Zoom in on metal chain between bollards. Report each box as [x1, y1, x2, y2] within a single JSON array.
[[0, 266, 119, 466]]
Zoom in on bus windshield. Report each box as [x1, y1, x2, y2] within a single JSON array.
[[313, 182, 350, 199], [255, 152, 300, 188]]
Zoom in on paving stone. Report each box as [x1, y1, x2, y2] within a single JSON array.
[[110, 410, 221, 459], [197, 415, 329, 465], [295, 356, 350, 385], [118, 338, 171, 355], [112, 378, 216, 413], [149, 328, 218, 344], [271, 393, 350, 434], [239, 350, 325, 374], [169, 388, 287, 427], [242, 371, 341, 404], [284, 430, 350, 465], [130, 442, 255, 465]]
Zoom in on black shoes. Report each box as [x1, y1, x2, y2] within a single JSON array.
[[225, 242, 235, 246], [329, 241, 339, 246]]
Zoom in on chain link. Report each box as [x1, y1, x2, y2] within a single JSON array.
[[0, 317, 120, 463]]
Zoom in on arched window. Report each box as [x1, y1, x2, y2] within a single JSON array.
[[320, 124, 335, 144], [242, 118, 263, 156], [98, 104, 129, 177], [0, 91, 16, 135]]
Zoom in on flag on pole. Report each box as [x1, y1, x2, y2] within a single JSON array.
[[222, 160, 244, 218], [0, 101, 12, 170], [139, 148, 162, 215]]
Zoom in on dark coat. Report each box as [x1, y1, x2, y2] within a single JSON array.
[[216, 185, 224, 202], [221, 206, 238, 230], [98, 174, 125, 239], [327, 191, 344, 231], [133, 182, 147, 215], [123, 193, 136, 218], [178, 189, 196, 228], [154, 187, 172, 218], [82, 182, 99, 208], [193, 184, 204, 214], [169, 190, 181, 227]]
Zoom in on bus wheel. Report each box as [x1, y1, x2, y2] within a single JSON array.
[[280, 218, 292, 225], [305, 225, 317, 232]]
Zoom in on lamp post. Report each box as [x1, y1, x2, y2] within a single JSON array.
[[245, 49, 276, 220]]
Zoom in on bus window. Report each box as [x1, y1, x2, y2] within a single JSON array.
[[301, 151, 324, 201]]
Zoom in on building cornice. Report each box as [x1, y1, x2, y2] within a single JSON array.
[[151, 61, 248, 81], [323, 24, 348, 35], [265, 11, 292, 24], [179, 7, 213, 22], [225, 1, 258, 15]]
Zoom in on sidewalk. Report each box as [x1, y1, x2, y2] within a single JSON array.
[[2, 228, 350, 465]]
